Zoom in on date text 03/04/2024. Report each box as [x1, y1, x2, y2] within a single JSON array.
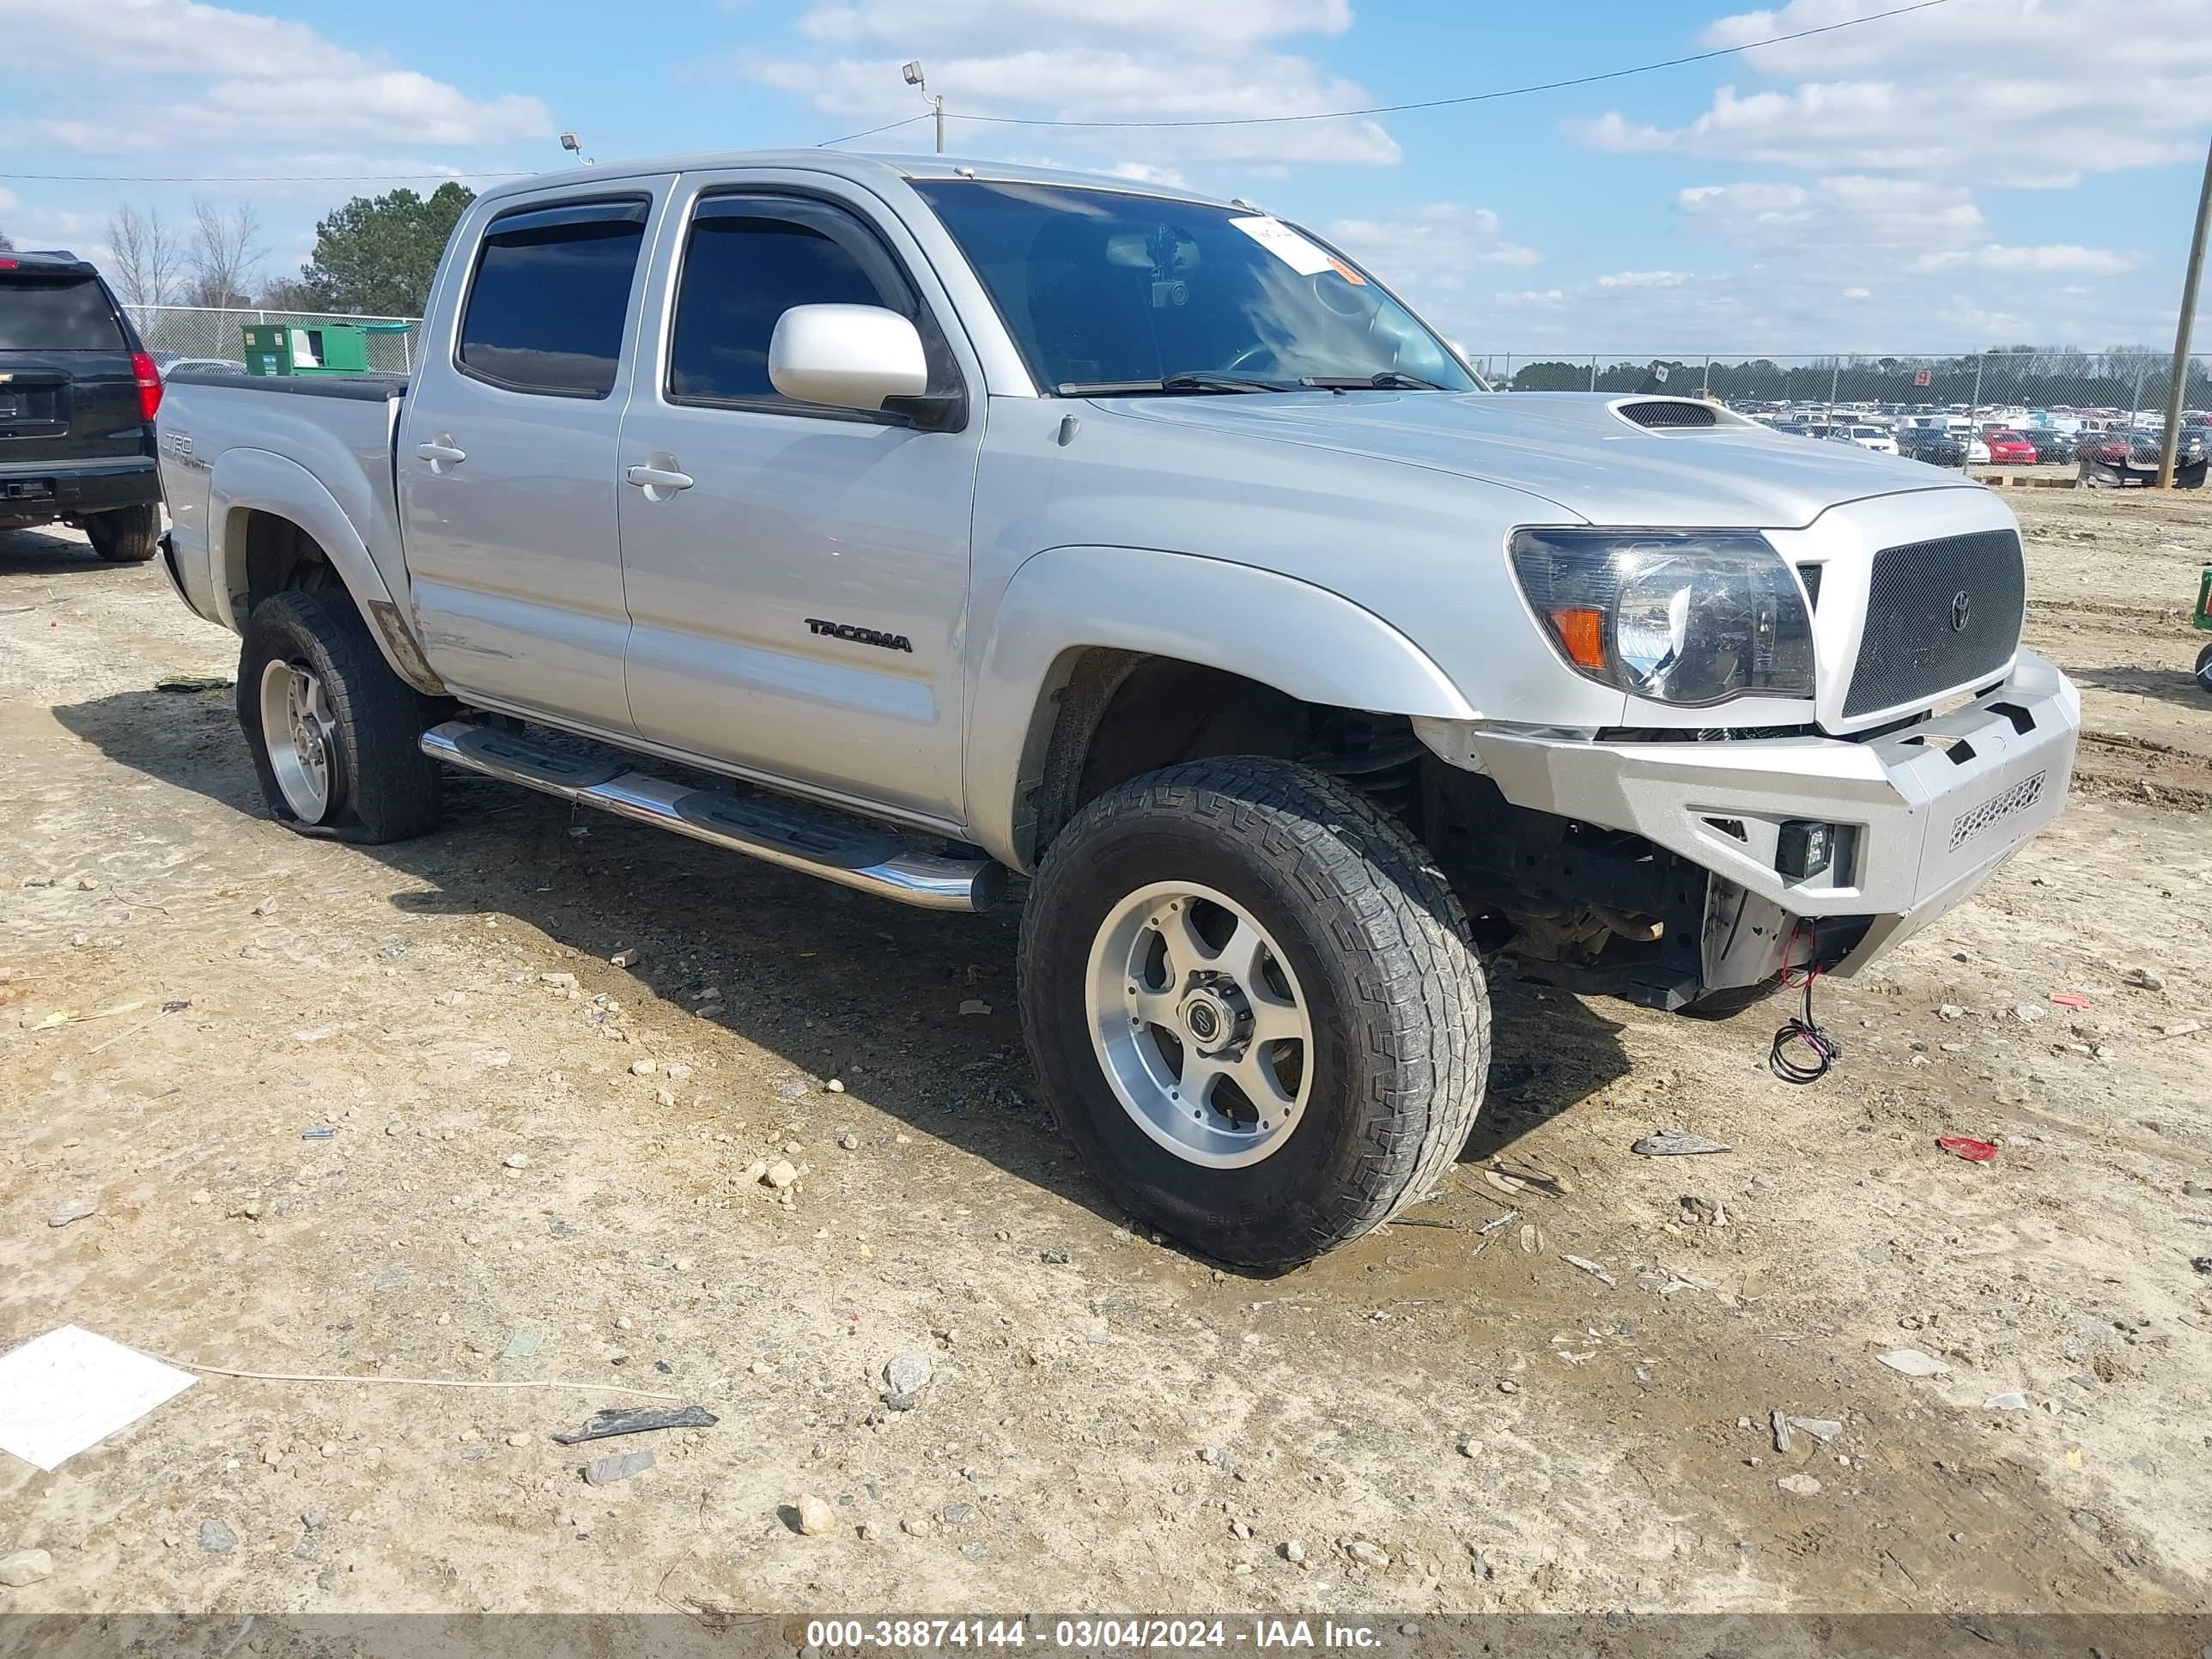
[[803, 1620, 1388, 1650]]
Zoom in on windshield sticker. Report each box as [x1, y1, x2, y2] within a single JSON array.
[[1229, 216, 1337, 278]]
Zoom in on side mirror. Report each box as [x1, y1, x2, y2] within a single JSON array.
[[769, 304, 929, 413]]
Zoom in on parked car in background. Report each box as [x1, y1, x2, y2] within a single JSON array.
[[1833, 424, 1899, 455], [151, 354, 248, 380], [1982, 429, 2039, 465], [1897, 428, 1966, 466], [0, 248, 164, 561], [2079, 428, 2209, 466], [2026, 428, 2077, 465]]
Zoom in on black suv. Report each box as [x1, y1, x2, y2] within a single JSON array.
[[1, 249, 163, 561]]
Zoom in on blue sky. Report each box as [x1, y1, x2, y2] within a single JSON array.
[[3, 0, 2207, 355]]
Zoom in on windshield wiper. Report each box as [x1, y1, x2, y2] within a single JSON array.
[[1056, 373, 1293, 397], [1298, 371, 1449, 391]]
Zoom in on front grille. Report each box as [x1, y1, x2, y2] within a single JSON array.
[[1619, 399, 1717, 428], [1843, 529, 2024, 718]]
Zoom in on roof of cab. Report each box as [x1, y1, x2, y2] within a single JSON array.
[[467, 149, 1237, 212]]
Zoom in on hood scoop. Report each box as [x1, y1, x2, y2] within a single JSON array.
[[1617, 399, 1721, 430]]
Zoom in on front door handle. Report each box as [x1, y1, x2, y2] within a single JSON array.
[[626, 460, 695, 496], [416, 437, 467, 469]]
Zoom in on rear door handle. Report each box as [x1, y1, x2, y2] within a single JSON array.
[[416, 438, 467, 467], [626, 463, 695, 494]]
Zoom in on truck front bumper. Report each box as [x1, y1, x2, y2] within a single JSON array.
[[1426, 650, 2079, 976]]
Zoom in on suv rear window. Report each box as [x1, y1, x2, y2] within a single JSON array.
[[0, 275, 126, 350]]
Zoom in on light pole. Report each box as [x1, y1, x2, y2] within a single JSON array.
[[559, 131, 593, 167], [902, 61, 945, 154], [2155, 135, 2212, 489]]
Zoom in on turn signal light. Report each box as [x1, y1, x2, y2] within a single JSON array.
[[1546, 605, 1607, 672]]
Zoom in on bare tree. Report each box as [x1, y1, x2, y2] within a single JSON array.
[[107, 204, 184, 307], [184, 197, 267, 308]]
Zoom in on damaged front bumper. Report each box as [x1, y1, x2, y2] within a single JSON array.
[[1418, 649, 2080, 991]]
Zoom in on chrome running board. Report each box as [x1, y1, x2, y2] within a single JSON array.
[[420, 720, 1002, 914]]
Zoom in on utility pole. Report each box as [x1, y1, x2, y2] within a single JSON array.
[[902, 62, 945, 154], [2156, 135, 2212, 489]]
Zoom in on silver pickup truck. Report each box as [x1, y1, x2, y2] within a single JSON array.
[[154, 150, 2078, 1268]]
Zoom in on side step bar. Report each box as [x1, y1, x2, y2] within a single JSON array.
[[420, 720, 1003, 914]]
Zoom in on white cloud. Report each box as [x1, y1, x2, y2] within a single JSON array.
[[0, 0, 550, 152], [799, 0, 1352, 46], [1577, 0, 2212, 185], [1109, 161, 1191, 189], [1322, 203, 1543, 315], [1595, 270, 1687, 289], [741, 0, 1398, 168], [1676, 176, 1986, 258], [1916, 244, 2140, 276]]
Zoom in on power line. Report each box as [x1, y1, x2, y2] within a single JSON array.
[[817, 112, 933, 149], [0, 0, 1952, 184], [945, 0, 1952, 130]]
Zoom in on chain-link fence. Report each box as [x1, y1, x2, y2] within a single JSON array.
[[1465, 349, 2212, 479], [124, 304, 422, 374]]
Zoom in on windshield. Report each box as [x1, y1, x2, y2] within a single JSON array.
[[911, 180, 1474, 393], [0, 274, 126, 351]]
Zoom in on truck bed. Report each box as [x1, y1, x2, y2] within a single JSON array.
[[155, 370, 412, 629]]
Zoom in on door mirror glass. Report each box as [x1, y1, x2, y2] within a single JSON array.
[[768, 304, 928, 411]]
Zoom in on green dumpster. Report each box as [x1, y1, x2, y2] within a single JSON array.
[[241, 322, 372, 376]]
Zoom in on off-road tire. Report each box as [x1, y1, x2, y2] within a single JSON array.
[[2197, 640, 2212, 696], [1018, 756, 1490, 1271], [239, 588, 444, 843], [87, 503, 160, 562]]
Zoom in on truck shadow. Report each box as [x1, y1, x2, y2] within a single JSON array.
[[53, 685, 1632, 1271], [0, 525, 106, 575], [2065, 659, 2212, 716]]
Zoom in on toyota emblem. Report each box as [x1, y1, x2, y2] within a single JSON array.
[[1949, 590, 1972, 632]]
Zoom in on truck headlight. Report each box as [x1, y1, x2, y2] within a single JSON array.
[[1508, 528, 1814, 706]]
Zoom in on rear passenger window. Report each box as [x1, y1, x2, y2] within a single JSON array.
[[459, 198, 647, 398], [668, 196, 927, 407]]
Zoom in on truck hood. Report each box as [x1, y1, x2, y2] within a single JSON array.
[[1096, 390, 1979, 529]]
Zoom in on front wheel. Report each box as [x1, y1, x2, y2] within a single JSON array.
[[239, 587, 445, 843], [2197, 640, 2212, 696], [87, 503, 160, 562], [1018, 757, 1490, 1271]]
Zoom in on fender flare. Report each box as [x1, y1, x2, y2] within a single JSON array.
[[965, 544, 1477, 870], [207, 447, 445, 696]]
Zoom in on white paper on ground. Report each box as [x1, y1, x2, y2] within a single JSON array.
[[0, 1324, 198, 1471], [1228, 215, 1337, 277]]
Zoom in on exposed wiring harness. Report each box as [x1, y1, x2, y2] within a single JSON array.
[[1769, 922, 1843, 1085]]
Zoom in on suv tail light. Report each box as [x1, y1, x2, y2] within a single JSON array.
[[131, 349, 163, 423]]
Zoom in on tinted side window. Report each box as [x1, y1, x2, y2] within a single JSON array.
[[459, 200, 647, 398], [668, 202, 908, 405]]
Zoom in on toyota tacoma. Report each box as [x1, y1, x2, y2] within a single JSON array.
[[152, 153, 2078, 1268]]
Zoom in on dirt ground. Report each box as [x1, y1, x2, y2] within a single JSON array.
[[2, 487, 2209, 1625]]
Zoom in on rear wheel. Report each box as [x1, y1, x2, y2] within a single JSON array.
[[239, 587, 444, 843], [87, 503, 159, 562], [1018, 757, 1489, 1271], [2197, 641, 2212, 696]]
